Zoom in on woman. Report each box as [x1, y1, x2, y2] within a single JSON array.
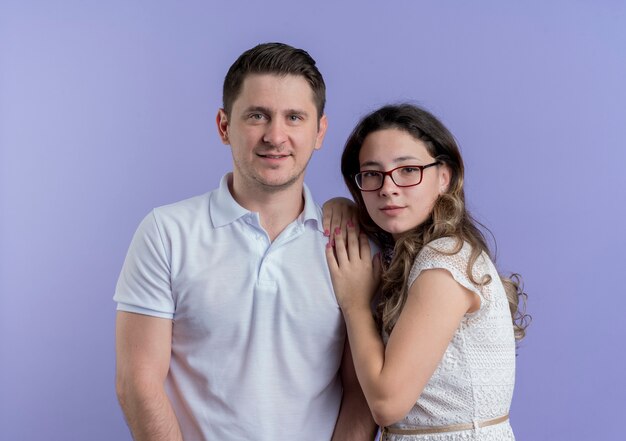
[[325, 104, 528, 440]]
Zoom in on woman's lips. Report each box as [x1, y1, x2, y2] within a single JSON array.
[[380, 205, 405, 216]]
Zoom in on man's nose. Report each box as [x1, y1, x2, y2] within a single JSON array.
[[263, 120, 288, 148]]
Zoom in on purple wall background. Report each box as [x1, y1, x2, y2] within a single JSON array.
[[1, 1, 624, 439]]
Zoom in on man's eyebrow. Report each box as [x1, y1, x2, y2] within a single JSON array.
[[360, 156, 420, 168], [283, 108, 309, 117], [241, 106, 309, 117], [242, 105, 271, 114]]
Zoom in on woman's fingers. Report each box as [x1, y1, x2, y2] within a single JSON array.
[[372, 251, 382, 284], [352, 218, 361, 236], [322, 206, 332, 237], [322, 205, 341, 239], [321, 197, 358, 239], [340, 206, 357, 237], [332, 227, 349, 267], [326, 228, 379, 310], [346, 221, 360, 259], [358, 232, 371, 262], [325, 239, 339, 271]]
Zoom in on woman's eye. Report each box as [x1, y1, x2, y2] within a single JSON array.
[[363, 171, 380, 178], [401, 167, 418, 174]]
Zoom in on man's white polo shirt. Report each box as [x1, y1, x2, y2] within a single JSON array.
[[114, 174, 345, 441]]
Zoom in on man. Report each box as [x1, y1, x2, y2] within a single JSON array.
[[114, 43, 376, 440]]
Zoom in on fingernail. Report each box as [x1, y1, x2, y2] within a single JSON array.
[[324, 229, 330, 236], [347, 220, 354, 228], [334, 227, 341, 235]]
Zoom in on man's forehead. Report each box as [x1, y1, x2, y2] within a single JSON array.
[[233, 73, 317, 111]]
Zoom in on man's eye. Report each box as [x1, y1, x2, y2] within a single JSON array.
[[249, 114, 266, 120], [288, 115, 302, 122]]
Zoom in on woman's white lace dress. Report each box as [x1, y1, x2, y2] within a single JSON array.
[[382, 237, 516, 440]]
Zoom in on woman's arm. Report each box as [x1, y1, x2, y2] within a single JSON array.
[[326, 224, 479, 427]]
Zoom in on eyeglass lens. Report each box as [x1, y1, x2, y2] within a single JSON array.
[[357, 167, 422, 190]]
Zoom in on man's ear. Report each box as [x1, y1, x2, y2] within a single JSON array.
[[314, 114, 328, 151], [216, 109, 230, 145]]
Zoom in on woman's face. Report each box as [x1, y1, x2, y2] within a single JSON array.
[[358, 128, 450, 239]]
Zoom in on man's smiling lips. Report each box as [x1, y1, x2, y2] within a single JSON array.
[[258, 154, 289, 158], [256, 152, 291, 162]]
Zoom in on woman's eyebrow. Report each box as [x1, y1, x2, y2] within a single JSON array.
[[360, 160, 383, 168], [360, 156, 421, 168]]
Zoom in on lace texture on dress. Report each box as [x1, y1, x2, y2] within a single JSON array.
[[382, 237, 516, 440]]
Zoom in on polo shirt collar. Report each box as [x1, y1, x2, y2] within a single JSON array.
[[210, 173, 324, 233], [300, 181, 324, 234], [210, 174, 249, 227]]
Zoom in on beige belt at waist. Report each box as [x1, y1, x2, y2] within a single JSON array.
[[381, 413, 509, 437]]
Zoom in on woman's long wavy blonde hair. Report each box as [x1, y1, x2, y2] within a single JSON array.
[[341, 104, 529, 339]]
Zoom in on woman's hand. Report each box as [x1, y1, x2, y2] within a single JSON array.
[[322, 197, 359, 240], [325, 222, 381, 311]]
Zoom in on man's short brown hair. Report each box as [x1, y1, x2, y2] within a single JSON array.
[[222, 42, 326, 118]]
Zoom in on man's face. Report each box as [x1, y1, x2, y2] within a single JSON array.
[[217, 74, 327, 193]]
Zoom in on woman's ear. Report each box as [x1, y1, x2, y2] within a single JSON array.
[[438, 164, 452, 193]]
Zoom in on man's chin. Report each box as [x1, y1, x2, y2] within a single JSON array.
[[255, 173, 302, 192]]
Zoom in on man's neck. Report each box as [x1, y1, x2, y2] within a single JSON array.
[[229, 176, 305, 242]]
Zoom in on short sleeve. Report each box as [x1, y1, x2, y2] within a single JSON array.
[[113, 210, 175, 318], [408, 237, 490, 312]]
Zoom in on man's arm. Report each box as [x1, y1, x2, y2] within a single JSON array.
[[331, 339, 378, 441], [115, 311, 183, 441]]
